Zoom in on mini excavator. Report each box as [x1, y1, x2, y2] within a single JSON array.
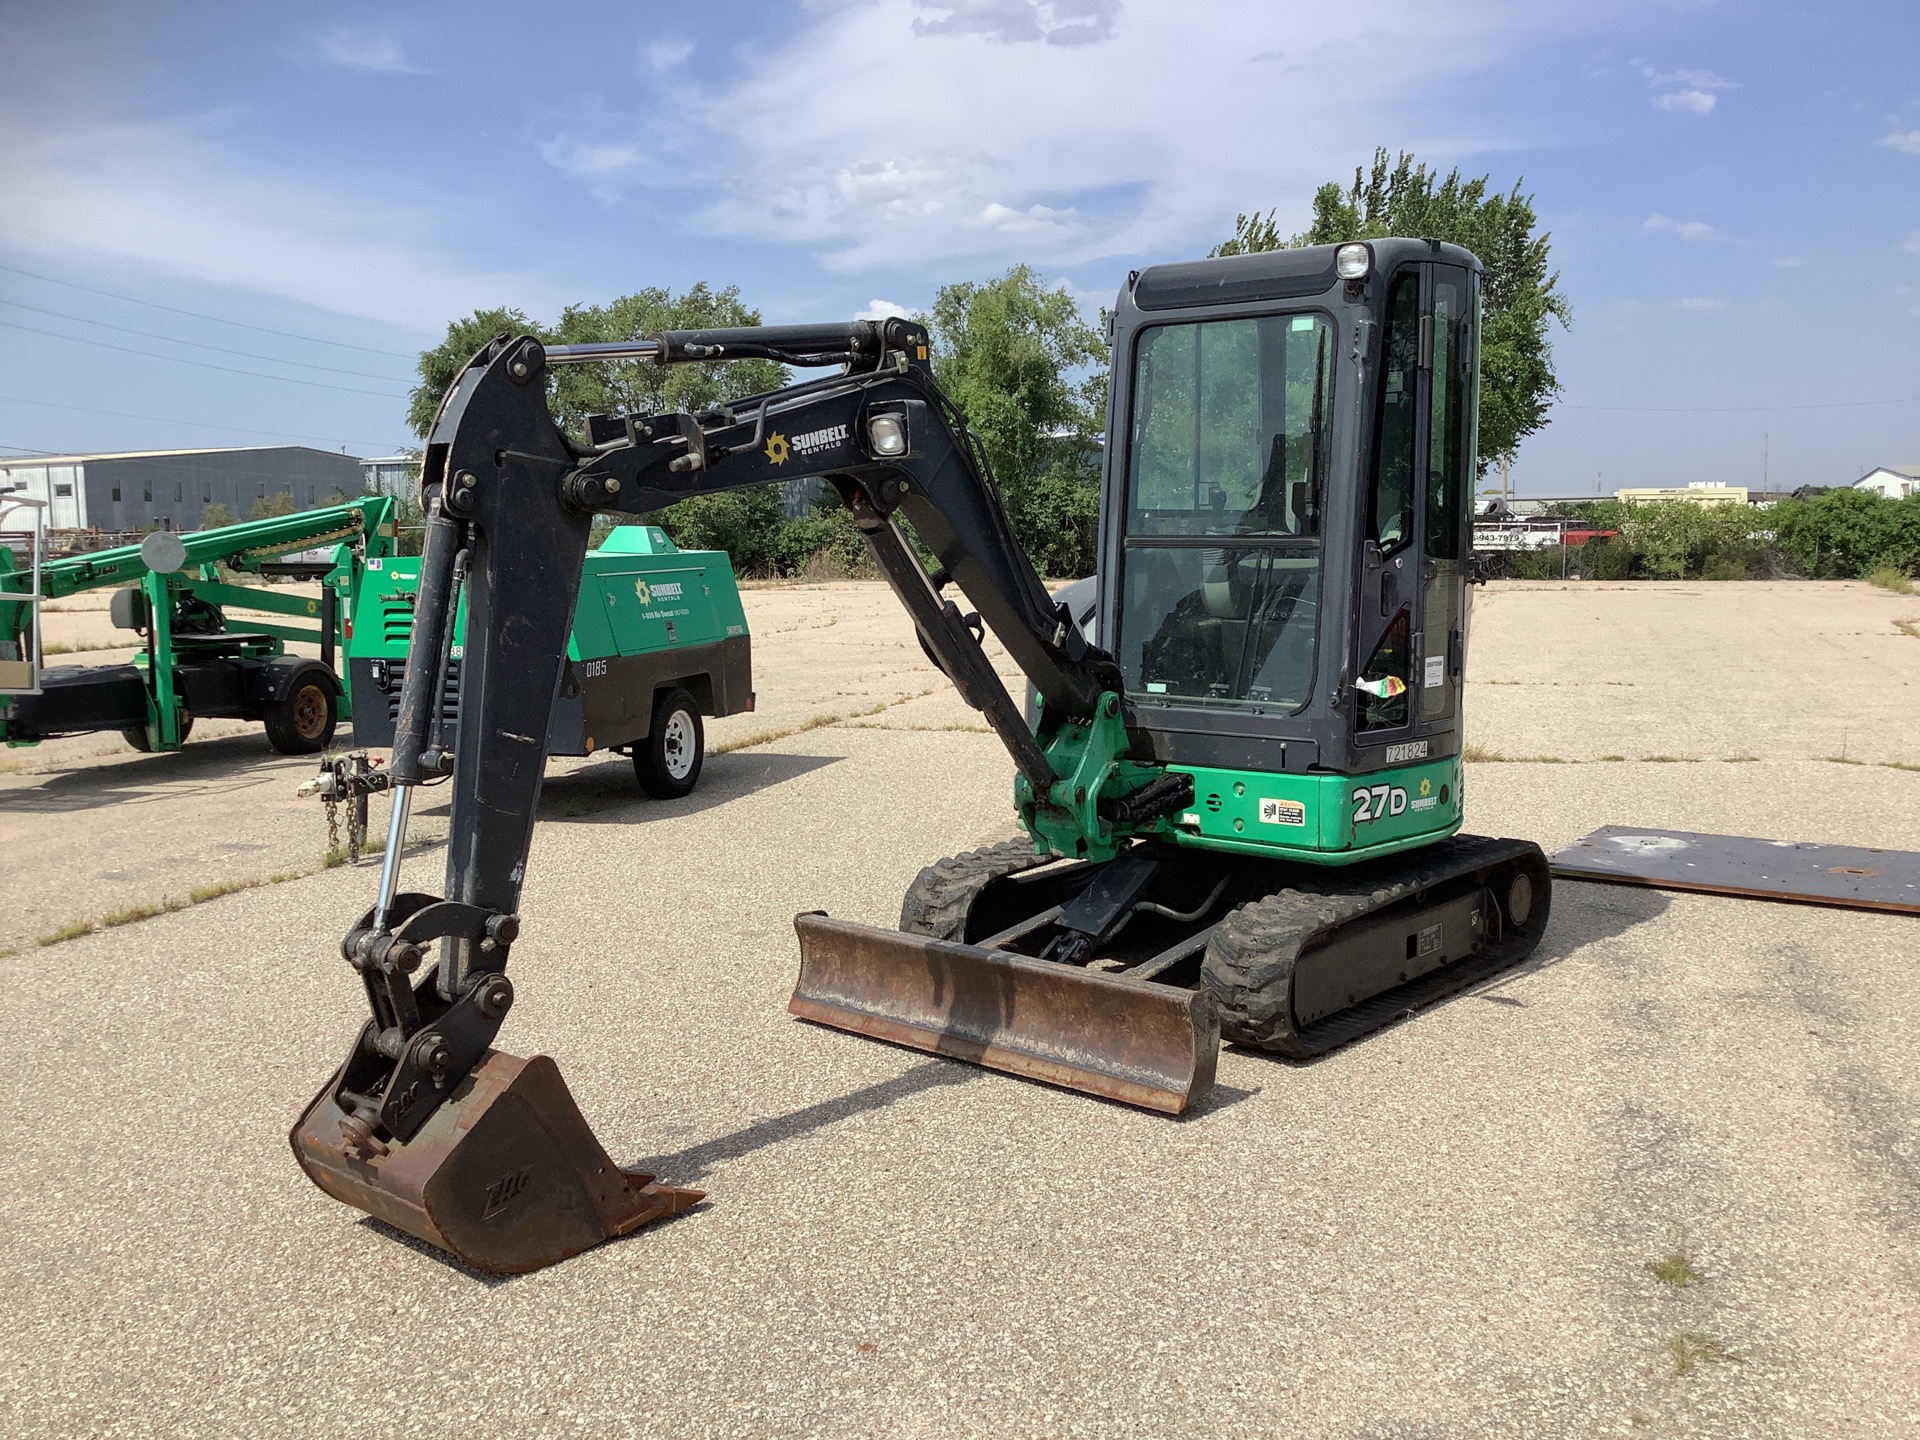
[[292, 238, 1551, 1273]]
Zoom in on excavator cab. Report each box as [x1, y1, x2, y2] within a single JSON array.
[[294, 240, 1549, 1274], [793, 239, 1546, 1110]]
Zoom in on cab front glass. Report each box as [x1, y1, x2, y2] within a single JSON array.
[[1116, 310, 1332, 713]]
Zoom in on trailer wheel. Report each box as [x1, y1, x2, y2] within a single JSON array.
[[633, 686, 703, 799], [121, 715, 193, 752], [264, 679, 337, 755]]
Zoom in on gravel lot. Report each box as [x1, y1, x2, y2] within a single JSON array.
[[2, 580, 1916, 1438]]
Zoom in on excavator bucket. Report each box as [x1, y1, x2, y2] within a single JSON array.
[[290, 1049, 701, 1275], [790, 913, 1218, 1114]]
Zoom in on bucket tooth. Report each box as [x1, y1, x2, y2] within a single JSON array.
[[290, 1049, 701, 1275], [790, 912, 1217, 1114]]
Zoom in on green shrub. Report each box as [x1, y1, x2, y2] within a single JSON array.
[[1575, 537, 1638, 579], [1505, 546, 1567, 579]]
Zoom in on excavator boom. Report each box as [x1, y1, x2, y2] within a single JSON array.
[[293, 319, 1209, 1272]]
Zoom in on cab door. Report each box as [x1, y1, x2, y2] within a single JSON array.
[[1416, 265, 1472, 736], [1353, 262, 1474, 746]]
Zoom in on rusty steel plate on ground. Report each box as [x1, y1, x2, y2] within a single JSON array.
[[790, 912, 1219, 1114], [1550, 826, 1920, 915]]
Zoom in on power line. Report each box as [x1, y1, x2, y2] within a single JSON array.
[[1563, 396, 1920, 414], [0, 299, 411, 382], [0, 262, 419, 358], [0, 392, 405, 452], [0, 320, 408, 399]]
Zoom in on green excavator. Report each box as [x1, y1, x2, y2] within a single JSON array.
[[292, 237, 1551, 1273]]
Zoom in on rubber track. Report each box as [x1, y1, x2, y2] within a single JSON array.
[[899, 838, 1050, 941], [1202, 835, 1549, 1059]]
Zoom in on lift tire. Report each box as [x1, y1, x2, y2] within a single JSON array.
[[122, 715, 193, 752], [264, 679, 336, 755], [899, 838, 1050, 941], [634, 686, 704, 799]]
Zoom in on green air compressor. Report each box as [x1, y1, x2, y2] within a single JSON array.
[[345, 524, 753, 797]]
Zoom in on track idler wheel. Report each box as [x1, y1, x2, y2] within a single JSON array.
[[290, 1050, 701, 1275]]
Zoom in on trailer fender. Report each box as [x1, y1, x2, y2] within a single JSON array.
[[252, 655, 342, 706]]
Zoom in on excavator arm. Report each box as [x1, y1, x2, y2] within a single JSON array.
[[292, 319, 1199, 1273]]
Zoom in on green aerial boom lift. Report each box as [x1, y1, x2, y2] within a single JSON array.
[[0, 496, 394, 753], [292, 238, 1552, 1275]]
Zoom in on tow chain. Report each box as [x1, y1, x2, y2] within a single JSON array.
[[299, 750, 389, 863]]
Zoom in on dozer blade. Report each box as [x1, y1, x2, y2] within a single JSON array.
[[290, 1049, 701, 1275], [790, 912, 1218, 1114]]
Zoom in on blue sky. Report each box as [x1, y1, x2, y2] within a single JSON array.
[[1, 0, 1915, 494]]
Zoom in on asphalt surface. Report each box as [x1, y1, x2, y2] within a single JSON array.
[[2, 581, 1917, 1438]]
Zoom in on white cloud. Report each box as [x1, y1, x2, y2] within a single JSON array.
[[307, 25, 422, 75], [541, 0, 1633, 273], [1644, 213, 1719, 242], [1651, 89, 1717, 114], [1878, 129, 1920, 155], [1903, 230, 1920, 254], [854, 298, 913, 320], [911, 0, 1121, 46], [1676, 297, 1723, 312], [0, 113, 551, 333], [539, 137, 644, 178], [645, 38, 695, 70], [1771, 256, 1804, 268], [975, 201, 1082, 243], [1639, 63, 1733, 115]]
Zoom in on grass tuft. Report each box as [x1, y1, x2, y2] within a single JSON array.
[[711, 688, 939, 756], [1895, 617, 1920, 640], [1866, 567, 1914, 595], [188, 876, 265, 905], [41, 639, 131, 656], [1647, 1251, 1697, 1288], [28, 867, 314, 950], [1667, 1330, 1736, 1377], [99, 898, 184, 928], [1721, 754, 1761, 763], [1640, 755, 1697, 763], [1599, 754, 1627, 762], [1824, 755, 1864, 766], [324, 836, 387, 869]]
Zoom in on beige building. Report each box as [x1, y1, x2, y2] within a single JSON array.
[[1614, 482, 1749, 506]]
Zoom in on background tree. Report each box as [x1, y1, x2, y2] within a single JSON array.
[[406, 307, 546, 439], [407, 286, 795, 570], [1214, 149, 1571, 468], [923, 265, 1108, 576]]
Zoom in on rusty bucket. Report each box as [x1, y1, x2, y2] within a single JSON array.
[[290, 1050, 701, 1275], [790, 913, 1218, 1114]]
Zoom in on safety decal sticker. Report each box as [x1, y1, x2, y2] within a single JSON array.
[[1259, 798, 1307, 827], [1424, 654, 1446, 688]]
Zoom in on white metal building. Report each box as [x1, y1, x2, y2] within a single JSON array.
[[0, 446, 364, 533]]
